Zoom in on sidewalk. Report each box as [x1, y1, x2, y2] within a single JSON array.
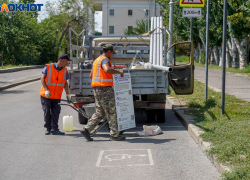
[[194, 66, 250, 102], [166, 66, 250, 175]]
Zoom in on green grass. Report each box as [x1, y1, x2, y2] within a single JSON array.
[[194, 62, 250, 77], [1, 64, 28, 69], [176, 55, 190, 64], [170, 80, 250, 180]]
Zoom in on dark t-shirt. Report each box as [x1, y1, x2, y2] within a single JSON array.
[[101, 58, 111, 70]]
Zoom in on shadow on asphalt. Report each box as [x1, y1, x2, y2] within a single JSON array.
[[64, 132, 176, 144]]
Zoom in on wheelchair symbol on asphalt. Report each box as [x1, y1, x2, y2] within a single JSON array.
[[105, 154, 147, 162]]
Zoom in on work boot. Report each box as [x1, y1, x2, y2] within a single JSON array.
[[51, 130, 65, 135], [80, 129, 93, 141], [45, 129, 51, 135], [109, 136, 126, 141]]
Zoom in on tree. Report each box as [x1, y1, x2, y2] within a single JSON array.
[[124, 19, 148, 35]]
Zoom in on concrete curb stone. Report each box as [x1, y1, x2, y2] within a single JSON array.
[[0, 77, 40, 91], [166, 96, 231, 174], [0, 65, 44, 74]]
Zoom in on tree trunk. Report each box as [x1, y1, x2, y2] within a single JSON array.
[[210, 47, 215, 64], [213, 46, 220, 66], [226, 41, 231, 67], [54, 19, 76, 61], [194, 47, 199, 61], [219, 46, 223, 67], [198, 43, 204, 63], [235, 37, 249, 69], [231, 38, 239, 68]]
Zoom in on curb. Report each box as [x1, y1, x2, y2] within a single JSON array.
[[0, 65, 44, 74], [166, 96, 231, 174], [0, 77, 40, 91]]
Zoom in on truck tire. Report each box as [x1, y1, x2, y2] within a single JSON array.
[[78, 108, 88, 124]]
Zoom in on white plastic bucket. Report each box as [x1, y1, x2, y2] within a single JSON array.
[[63, 115, 74, 131]]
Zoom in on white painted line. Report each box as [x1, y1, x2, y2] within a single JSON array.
[[147, 149, 154, 165], [96, 150, 104, 167]]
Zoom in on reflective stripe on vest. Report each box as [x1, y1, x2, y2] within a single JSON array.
[[46, 64, 66, 87], [92, 56, 113, 83]]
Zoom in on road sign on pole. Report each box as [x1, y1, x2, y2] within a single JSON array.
[[180, 0, 205, 7], [183, 8, 202, 17]]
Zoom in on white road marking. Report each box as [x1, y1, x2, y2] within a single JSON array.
[[96, 150, 104, 167], [96, 149, 154, 167]]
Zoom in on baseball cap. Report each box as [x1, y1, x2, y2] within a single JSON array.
[[104, 44, 115, 54], [59, 54, 72, 61]]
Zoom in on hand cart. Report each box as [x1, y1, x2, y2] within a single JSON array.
[[59, 99, 125, 137]]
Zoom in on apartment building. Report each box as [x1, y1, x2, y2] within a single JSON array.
[[94, 0, 161, 36]]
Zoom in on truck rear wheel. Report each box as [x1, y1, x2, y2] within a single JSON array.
[[78, 108, 88, 124]]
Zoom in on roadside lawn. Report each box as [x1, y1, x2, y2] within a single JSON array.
[[1, 64, 28, 69], [170, 80, 250, 180], [194, 62, 250, 77]]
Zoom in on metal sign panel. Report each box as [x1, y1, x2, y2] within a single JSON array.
[[183, 8, 202, 17], [180, 0, 205, 7], [113, 73, 136, 131]]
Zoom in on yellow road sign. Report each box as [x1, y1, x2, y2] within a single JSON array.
[[180, 0, 205, 7]]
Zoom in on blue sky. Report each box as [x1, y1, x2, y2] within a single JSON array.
[[35, 0, 102, 32]]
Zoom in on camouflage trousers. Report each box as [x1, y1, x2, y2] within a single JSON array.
[[85, 86, 119, 137]]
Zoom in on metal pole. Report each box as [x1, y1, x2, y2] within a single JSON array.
[[205, 0, 210, 100], [154, 0, 156, 16], [69, 27, 73, 70], [164, 25, 167, 66], [167, 0, 174, 65], [190, 17, 193, 41], [148, 7, 150, 31], [221, 0, 228, 115], [168, 0, 174, 47], [1, 54, 3, 69]]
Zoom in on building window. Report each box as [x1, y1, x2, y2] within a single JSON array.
[[110, 9, 114, 16], [128, 10, 132, 16], [109, 26, 114, 34], [128, 26, 133, 31]]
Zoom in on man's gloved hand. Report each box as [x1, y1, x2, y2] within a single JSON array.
[[45, 90, 51, 98], [66, 94, 71, 104]]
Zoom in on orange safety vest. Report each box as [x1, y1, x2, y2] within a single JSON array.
[[91, 55, 113, 87], [40, 63, 67, 99]]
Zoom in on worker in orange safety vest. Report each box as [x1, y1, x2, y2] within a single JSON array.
[[80, 44, 126, 141], [40, 54, 71, 135]]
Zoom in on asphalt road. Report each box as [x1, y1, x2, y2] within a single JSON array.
[[194, 66, 250, 102], [0, 68, 43, 87], [0, 80, 220, 180]]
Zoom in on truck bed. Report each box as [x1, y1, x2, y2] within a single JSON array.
[[69, 69, 169, 95]]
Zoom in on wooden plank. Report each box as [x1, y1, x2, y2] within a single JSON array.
[[92, 54, 149, 59], [92, 46, 150, 51], [71, 57, 85, 64], [71, 45, 89, 52]]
